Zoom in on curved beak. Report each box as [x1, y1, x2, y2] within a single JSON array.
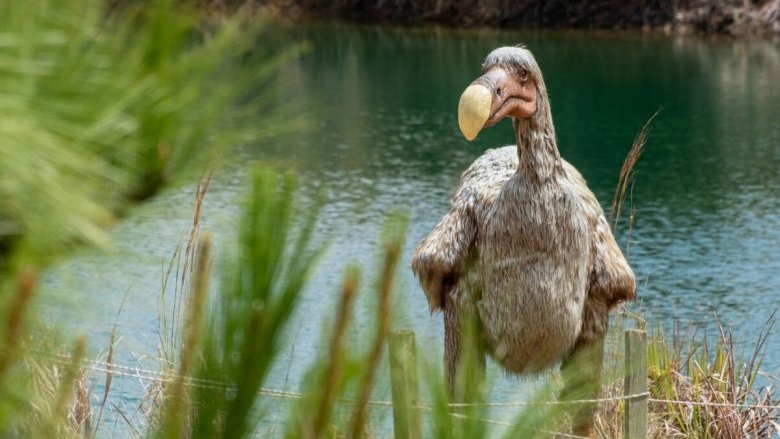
[[458, 84, 492, 141], [457, 67, 537, 141]]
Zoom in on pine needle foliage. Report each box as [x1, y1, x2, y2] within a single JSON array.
[[0, 0, 298, 435], [162, 167, 326, 438], [0, 0, 296, 264]]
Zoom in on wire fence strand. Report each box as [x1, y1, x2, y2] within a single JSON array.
[[33, 349, 780, 410], [446, 392, 650, 407], [27, 348, 780, 436], [648, 397, 780, 411], [448, 412, 592, 439], [30, 349, 653, 409]]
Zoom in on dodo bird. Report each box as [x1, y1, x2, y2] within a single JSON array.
[[411, 46, 636, 434]]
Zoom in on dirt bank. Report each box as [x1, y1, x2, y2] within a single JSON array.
[[255, 0, 779, 36]]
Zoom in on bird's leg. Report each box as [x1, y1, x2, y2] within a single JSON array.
[[444, 287, 485, 403], [560, 336, 605, 437], [444, 292, 460, 396]]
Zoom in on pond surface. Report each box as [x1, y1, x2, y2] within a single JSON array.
[[44, 23, 780, 434]]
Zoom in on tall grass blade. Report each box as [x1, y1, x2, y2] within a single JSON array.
[[156, 234, 212, 438], [349, 215, 407, 438]]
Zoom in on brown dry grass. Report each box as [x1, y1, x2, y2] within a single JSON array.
[[309, 269, 359, 438], [348, 235, 400, 438], [594, 314, 780, 439]]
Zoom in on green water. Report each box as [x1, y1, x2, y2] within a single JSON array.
[[44, 24, 780, 433]]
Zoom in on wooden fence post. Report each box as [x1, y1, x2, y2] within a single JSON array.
[[389, 330, 422, 439], [624, 329, 648, 439]]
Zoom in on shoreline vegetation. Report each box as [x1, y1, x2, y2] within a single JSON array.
[[246, 0, 780, 37]]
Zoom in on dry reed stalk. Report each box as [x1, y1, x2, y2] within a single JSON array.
[[93, 288, 132, 436], [609, 109, 661, 233], [0, 268, 37, 379], [311, 268, 360, 438], [179, 235, 213, 382], [159, 244, 183, 364], [159, 233, 212, 437], [46, 337, 87, 437], [111, 401, 143, 437], [108, 176, 214, 435], [170, 174, 214, 360], [633, 314, 778, 438], [181, 173, 213, 294], [92, 333, 115, 436], [158, 175, 212, 365], [69, 375, 93, 436], [348, 234, 402, 438]]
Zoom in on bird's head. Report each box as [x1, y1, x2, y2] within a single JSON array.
[[458, 46, 551, 141]]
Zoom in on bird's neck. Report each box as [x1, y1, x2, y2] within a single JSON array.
[[513, 118, 562, 182]]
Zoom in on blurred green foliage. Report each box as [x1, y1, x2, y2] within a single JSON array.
[[0, 0, 298, 434], [0, 0, 296, 265]]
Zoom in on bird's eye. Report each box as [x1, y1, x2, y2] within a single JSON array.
[[519, 69, 529, 82], [496, 87, 502, 97]]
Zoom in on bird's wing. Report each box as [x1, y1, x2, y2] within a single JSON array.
[[563, 161, 636, 305], [412, 146, 518, 311], [589, 214, 637, 303], [563, 160, 636, 346]]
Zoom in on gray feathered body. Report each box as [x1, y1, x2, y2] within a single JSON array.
[[412, 145, 635, 375]]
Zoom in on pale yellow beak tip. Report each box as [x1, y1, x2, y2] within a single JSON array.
[[458, 84, 492, 141]]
